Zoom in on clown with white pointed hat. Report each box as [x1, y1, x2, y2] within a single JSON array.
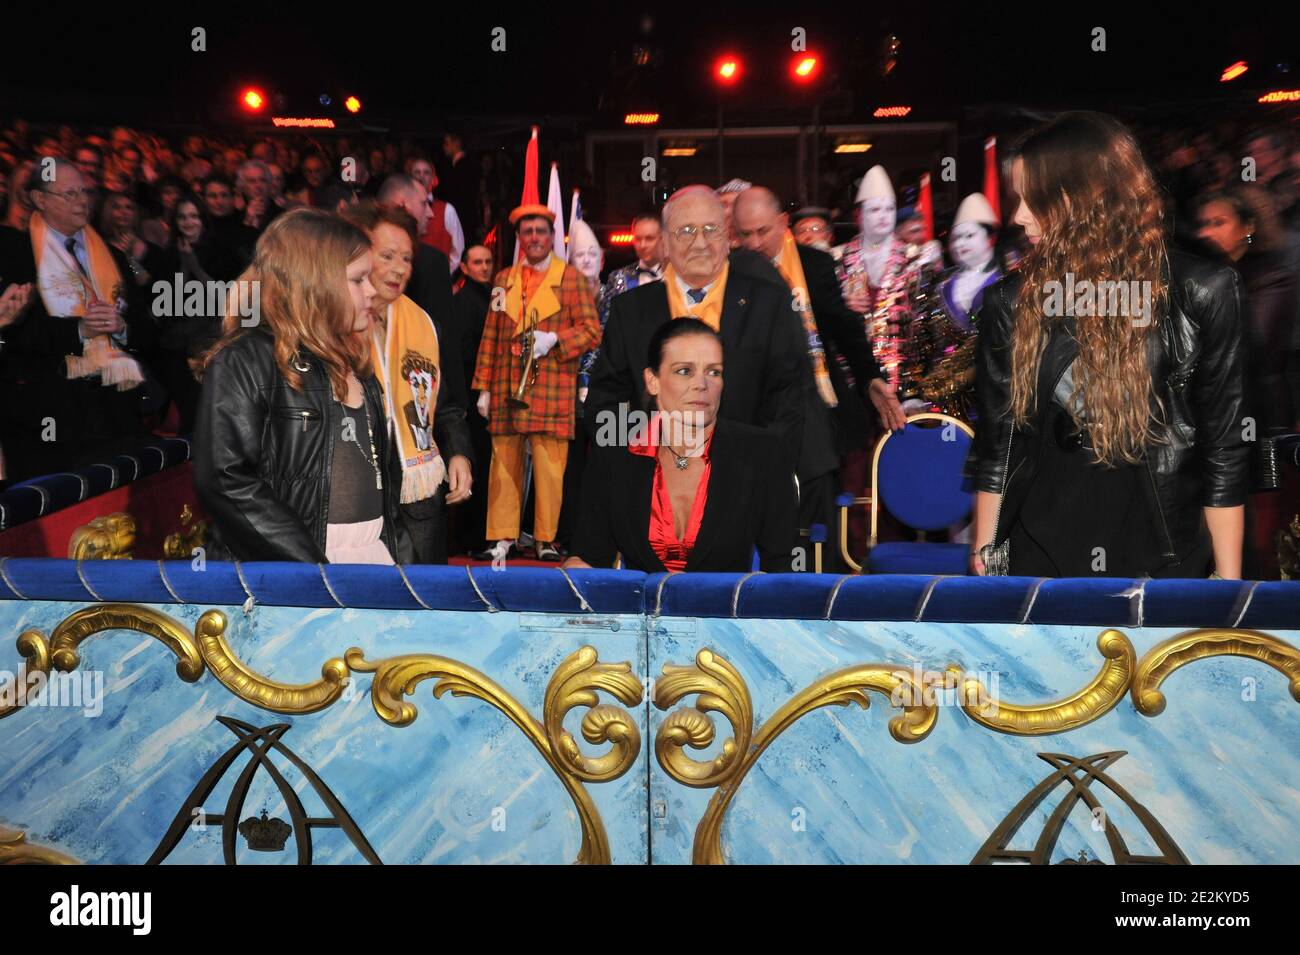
[[909, 191, 1003, 423], [567, 217, 608, 404], [832, 164, 936, 395], [944, 192, 1002, 324], [832, 162, 941, 558]]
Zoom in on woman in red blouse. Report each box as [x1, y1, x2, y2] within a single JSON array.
[[565, 319, 797, 573]]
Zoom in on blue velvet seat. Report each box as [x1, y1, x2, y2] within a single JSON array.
[[866, 413, 974, 575]]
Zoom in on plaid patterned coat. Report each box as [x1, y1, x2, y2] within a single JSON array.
[[472, 259, 601, 439]]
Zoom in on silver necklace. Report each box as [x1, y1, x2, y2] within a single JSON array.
[[663, 445, 694, 471], [347, 379, 383, 490]]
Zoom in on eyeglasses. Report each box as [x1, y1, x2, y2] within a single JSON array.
[[46, 187, 96, 202], [797, 223, 828, 234], [671, 223, 725, 243]]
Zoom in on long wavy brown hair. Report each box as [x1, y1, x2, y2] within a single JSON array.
[[1009, 111, 1169, 466], [197, 207, 371, 401]]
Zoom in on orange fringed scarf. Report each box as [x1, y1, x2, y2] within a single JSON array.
[[29, 212, 142, 390]]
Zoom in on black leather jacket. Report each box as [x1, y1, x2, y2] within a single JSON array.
[[968, 251, 1250, 562], [193, 329, 411, 563]]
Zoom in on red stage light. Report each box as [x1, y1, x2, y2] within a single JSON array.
[[609, 232, 635, 245], [241, 88, 265, 112], [624, 112, 661, 125], [793, 55, 818, 80], [1221, 61, 1248, 82], [715, 56, 741, 84], [344, 95, 362, 114]]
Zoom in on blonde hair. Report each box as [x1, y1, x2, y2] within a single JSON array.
[[198, 208, 371, 401]]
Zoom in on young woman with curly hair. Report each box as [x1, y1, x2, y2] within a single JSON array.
[[968, 112, 1249, 579]]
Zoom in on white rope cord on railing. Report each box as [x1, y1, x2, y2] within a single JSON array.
[[317, 564, 345, 608], [823, 575, 855, 620], [1231, 580, 1262, 629], [156, 560, 183, 602], [1019, 578, 1049, 624], [88, 463, 119, 489], [914, 575, 957, 622], [15, 484, 49, 517], [75, 560, 105, 602], [652, 574, 671, 618], [233, 561, 257, 613], [1113, 578, 1151, 629], [464, 566, 500, 612], [0, 558, 29, 600], [730, 572, 762, 618], [558, 566, 593, 612], [395, 563, 433, 610]]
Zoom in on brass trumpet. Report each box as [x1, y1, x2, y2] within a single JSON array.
[[508, 309, 540, 409]]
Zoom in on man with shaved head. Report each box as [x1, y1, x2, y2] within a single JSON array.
[[733, 186, 905, 570], [586, 184, 813, 548]]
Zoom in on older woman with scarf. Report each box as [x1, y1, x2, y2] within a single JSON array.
[[343, 201, 473, 563]]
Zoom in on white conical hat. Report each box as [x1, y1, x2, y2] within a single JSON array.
[[569, 218, 600, 254], [855, 165, 894, 204], [953, 192, 999, 227]]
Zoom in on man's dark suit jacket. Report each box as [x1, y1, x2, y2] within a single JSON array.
[[572, 417, 797, 572], [797, 242, 882, 458], [0, 225, 156, 479], [587, 248, 812, 470]]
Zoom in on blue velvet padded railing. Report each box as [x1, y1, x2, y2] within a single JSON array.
[[0, 436, 193, 531], [1, 558, 1298, 628]]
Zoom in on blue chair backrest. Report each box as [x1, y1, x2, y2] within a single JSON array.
[[876, 419, 973, 531]]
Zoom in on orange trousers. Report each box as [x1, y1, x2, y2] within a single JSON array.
[[486, 433, 568, 543]]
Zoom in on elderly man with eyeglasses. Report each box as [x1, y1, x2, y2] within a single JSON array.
[[586, 185, 812, 524], [0, 158, 155, 481], [235, 159, 282, 234]]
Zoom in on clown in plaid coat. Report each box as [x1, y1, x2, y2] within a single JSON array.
[[473, 257, 600, 439], [471, 205, 601, 553]]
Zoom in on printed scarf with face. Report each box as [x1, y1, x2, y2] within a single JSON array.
[[29, 212, 143, 390], [372, 295, 445, 503]]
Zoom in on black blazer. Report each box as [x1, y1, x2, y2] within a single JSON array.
[[798, 243, 882, 457], [0, 225, 157, 479], [587, 249, 810, 472], [572, 418, 798, 573]]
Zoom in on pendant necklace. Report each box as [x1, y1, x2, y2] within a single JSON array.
[[664, 444, 697, 471], [348, 375, 383, 490]]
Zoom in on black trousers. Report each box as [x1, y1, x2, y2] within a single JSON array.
[[452, 405, 493, 555], [399, 485, 449, 564]]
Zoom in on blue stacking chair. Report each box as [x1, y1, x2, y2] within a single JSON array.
[[861, 412, 974, 575]]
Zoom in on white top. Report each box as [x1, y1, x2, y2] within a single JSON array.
[[440, 201, 465, 272]]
